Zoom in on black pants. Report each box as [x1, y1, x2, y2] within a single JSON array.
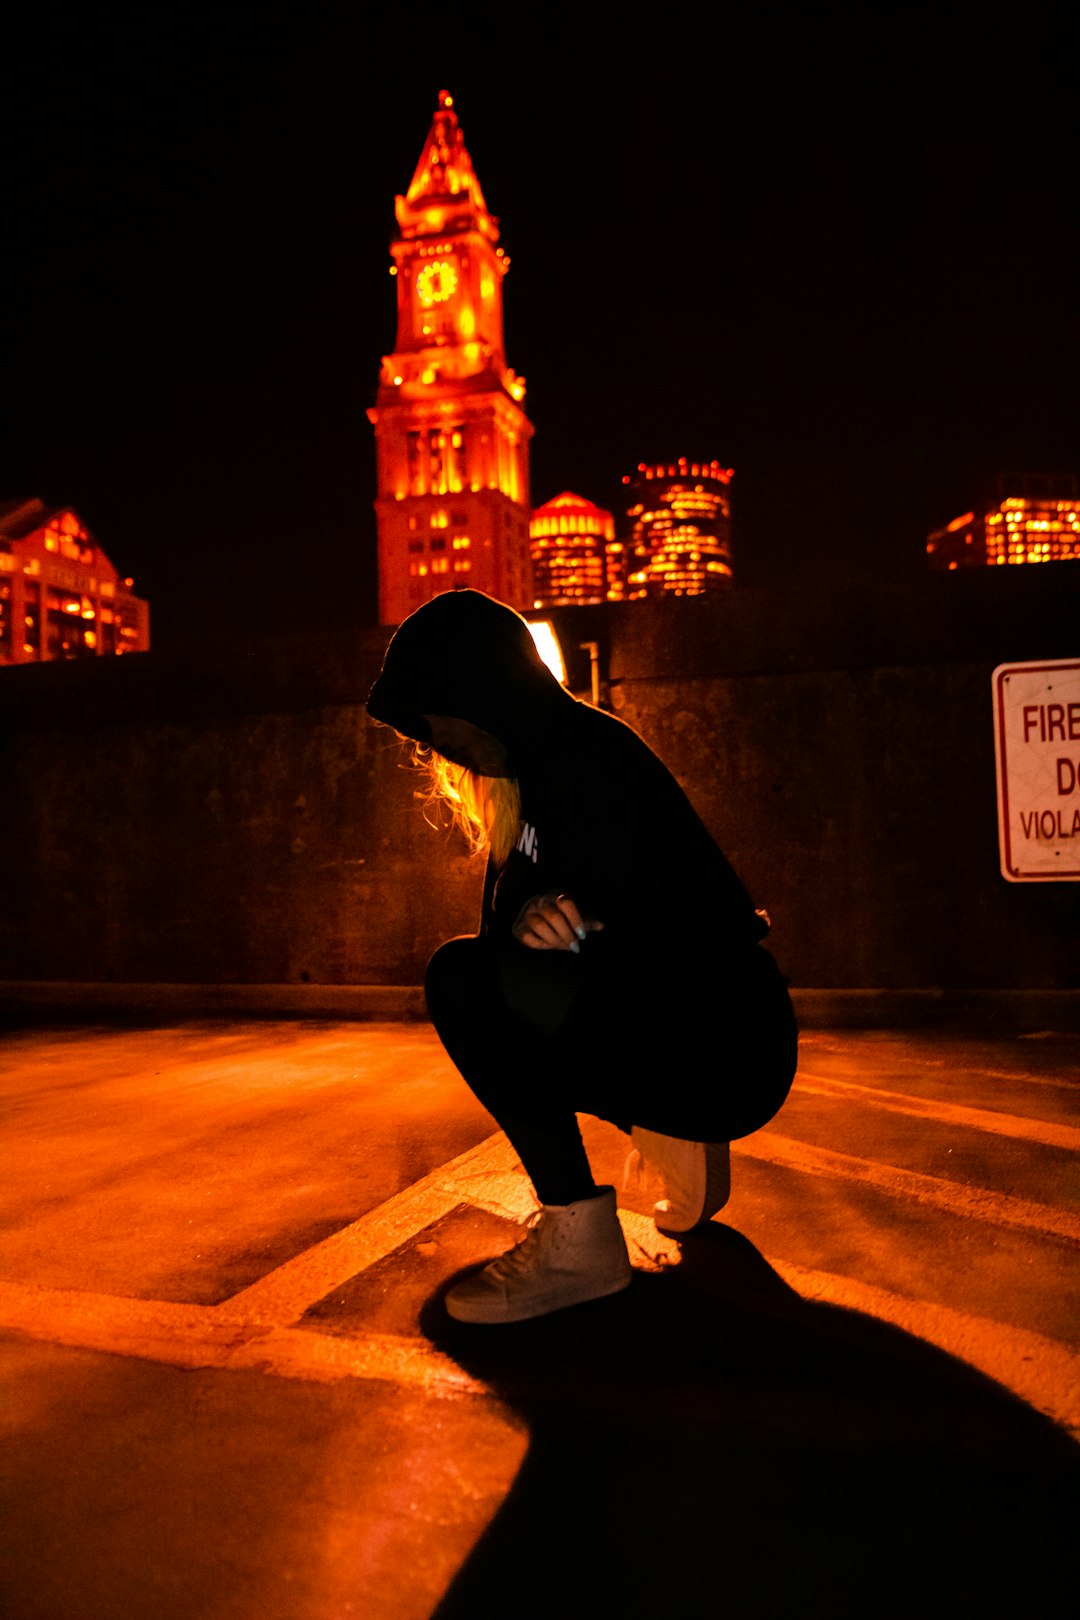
[[425, 934, 798, 1206]]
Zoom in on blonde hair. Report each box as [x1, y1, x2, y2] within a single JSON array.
[[412, 743, 521, 867]]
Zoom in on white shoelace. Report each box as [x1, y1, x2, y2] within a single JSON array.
[[484, 1210, 545, 1282]]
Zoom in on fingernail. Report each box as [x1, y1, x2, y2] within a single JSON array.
[[569, 941, 580, 955], [576, 926, 587, 941]]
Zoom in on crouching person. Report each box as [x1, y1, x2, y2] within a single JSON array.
[[365, 590, 797, 1324]]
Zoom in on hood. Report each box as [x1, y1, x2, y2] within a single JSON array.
[[365, 590, 572, 766]]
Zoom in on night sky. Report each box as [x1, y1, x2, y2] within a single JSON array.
[[5, 2, 1076, 651]]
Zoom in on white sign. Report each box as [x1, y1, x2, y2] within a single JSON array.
[[992, 659, 1080, 882]]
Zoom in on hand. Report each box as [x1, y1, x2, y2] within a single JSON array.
[[513, 892, 605, 954]]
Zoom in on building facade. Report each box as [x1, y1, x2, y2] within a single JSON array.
[[529, 491, 616, 607], [926, 476, 1080, 570], [620, 460, 734, 599], [0, 499, 150, 666], [368, 92, 534, 626]]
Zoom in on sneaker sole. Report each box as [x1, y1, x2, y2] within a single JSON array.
[[445, 1268, 633, 1325]]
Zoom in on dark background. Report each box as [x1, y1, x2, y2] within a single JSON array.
[[4, 2, 1076, 651]]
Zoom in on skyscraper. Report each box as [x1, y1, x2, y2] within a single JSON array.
[[621, 460, 734, 598], [529, 491, 615, 607], [926, 476, 1080, 570], [368, 92, 534, 625]]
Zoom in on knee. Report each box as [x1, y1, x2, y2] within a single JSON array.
[[424, 935, 488, 1024]]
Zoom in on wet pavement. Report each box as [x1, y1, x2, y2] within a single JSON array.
[[1, 1017, 1078, 1618]]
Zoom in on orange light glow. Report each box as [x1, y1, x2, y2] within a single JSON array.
[[529, 492, 616, 609], [0, 499, 149, 665], [927, 486, 1080, 570], [616, 463, 734, 599], [416, 260, 459, 306], [527, 620, 568, 684]]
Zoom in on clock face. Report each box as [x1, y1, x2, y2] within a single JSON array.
[[416, 260, 458, 306]]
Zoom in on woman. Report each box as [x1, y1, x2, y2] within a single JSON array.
[[366, 590, 797, 1325]]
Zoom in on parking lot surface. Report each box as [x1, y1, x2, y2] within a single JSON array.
[[2, 1018, 1078, 1618]]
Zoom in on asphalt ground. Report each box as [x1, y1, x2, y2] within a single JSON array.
[[1, 1017, 1078, 1619]]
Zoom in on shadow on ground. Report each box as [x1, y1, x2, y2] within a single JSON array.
[[421, 1222, 1080, 1619]]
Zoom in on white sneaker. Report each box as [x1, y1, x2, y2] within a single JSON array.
[[444, 1185, 633, 1324], [629, 1127, 731, 1232]]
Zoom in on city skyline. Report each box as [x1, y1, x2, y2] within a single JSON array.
[[5, 4, 1075, 652]]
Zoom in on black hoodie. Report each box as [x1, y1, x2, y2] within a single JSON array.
[[366, 591, 768, 1001]]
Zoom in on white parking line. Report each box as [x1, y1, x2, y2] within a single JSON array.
[[741, 1131, 1080, 1245], [2, 1128, 1077, 1437], [792, 1072, 1080, 1152], [224, 1132, 526, 1325], [763, 1257, 1080, 1439], [0, 1277, 486, 1395]]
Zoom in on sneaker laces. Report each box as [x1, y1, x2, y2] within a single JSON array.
[[482, 1210, 546, 1283]]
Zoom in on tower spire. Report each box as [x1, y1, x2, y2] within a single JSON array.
[[396, 90, 497, 243]]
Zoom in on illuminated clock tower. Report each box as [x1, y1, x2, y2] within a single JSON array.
[[368, 91, 535, 625]]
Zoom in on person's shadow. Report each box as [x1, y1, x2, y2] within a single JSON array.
[[421, 1221, 1079, 1619]]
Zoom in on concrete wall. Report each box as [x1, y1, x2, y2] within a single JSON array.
[[1, 567, 1076, 992], [616, 662, 1070, 989], [0, 634, 482, 987]]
